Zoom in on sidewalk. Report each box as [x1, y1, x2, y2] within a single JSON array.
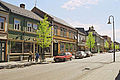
[[82, 61, 120, 80], [0, 57, 54, 70]]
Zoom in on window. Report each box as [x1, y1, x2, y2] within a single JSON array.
[[44, 47, 50, 53], [72, 32, 75, 39], [14, 19, 20, 30], [24, 42, 33, 53], [54, 26, 58, 35], [11, 41, 22, 53], [64, 29, 67, 37], [74, 44, 76, 51], [60, 43, 64, 51], [65, 43, 69, 51], [60, 28, 64, 36], [27, 22, 32, 32], [70, 44, 73, 51], [0, 17, 5, 30], [69, 31, 72, 38], [33, 24, 37, 32]]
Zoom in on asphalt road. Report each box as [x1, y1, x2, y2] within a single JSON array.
[[1, 52, 120, 80]]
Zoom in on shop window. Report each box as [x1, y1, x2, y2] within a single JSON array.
[[60, 43, 64, 51], [44, 47, 50, 53], [14, 19, 20, 30], [11, 41, 22, 53], [74, 44, 76, 51], [24, 42, 33, 53], [27, 22, 32, 32], [70, 44, 73, 51], [0, 17, 5, 30], [65, 43, 69, 51]]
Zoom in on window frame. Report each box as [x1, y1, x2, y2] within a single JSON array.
[[33, 23, 38, 32], [54, 25, 58, 35], [63, 29, 67, 37], [14, 18, 21, 31], [27, 22, 33, 32], [0, 16, 6, 31], [60, 27, 64, 37]]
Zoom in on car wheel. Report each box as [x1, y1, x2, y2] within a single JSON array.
[[70, 57, 72, 61]]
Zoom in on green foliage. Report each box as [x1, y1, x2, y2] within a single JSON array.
[[104, 41, 109, 49], [36, 15, 52, 49], [115, 45, 119, 50], [86, 32, 95, 50], [111, 42, 114, 49]]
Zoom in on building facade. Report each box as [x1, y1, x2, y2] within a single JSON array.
[[31, 7, 53, 58], [52, 15, 77, 56], [76, 28, 86, 51], [0, 3, 9, 62], [0, 1, 43, 61]]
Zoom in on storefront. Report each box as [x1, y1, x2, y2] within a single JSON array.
[[0, 11, 9, 62]]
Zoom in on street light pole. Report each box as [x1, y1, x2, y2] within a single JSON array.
[[107, 15, 115, 62]]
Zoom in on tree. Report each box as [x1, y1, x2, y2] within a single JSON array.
[[115, 45, 119, 50], [37, 15, 52, 61], [86, 32, 95, 52], [111, 42, 114, 50], [104, 41, 109, 50]]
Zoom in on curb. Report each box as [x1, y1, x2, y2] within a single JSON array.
[[0, 61, 50, 70]]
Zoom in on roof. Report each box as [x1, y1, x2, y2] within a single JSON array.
[[0, 1, 42, 21], [76, 28, 87, 35], [50, 15, 74, 29], [0, 6, 7, 12]]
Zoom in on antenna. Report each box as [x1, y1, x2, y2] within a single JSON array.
[[35, 0, 37, 7]]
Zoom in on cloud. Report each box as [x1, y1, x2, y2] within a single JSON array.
[[65, 18, 120, 42], [61, 0, 99, 10], [65, 18, 101, 30]]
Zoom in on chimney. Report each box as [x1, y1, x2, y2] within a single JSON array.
[[20, 4, 25, 9]]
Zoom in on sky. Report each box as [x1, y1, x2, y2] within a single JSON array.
[[2, 0, 120, 42]]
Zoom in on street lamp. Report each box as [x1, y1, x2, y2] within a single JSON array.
[[107, 15, 115, 62], [97, 43, 100, 53]]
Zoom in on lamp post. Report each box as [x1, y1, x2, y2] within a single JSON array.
[[107, 15, 115, 62], [97, 43, 100, 53]]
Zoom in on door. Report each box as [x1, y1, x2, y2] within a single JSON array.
[[0, 41, 6, 62], [53, 43, 58, 56]]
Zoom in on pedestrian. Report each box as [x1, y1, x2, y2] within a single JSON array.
[[28, 51, 32, 62], [35, 51, 39, 62]]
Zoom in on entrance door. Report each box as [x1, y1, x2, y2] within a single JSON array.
[[53, 43, 58, 56], [0, 41, 6, 62]]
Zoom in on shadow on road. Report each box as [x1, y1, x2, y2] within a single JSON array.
[[115, 70, 120, 80]]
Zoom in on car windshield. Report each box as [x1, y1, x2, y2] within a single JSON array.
[[58, 53, 66, 56]]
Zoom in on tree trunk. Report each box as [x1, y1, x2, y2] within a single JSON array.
[[41, 48, 45, 62], [90, 41, 91, 52]]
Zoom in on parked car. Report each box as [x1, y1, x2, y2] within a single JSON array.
[[75, 51, 86, 59], [82, 51, 87, 58], [54, 52, 72, 62], [108, 50, 113, 53], [85, 51, 93, 57]]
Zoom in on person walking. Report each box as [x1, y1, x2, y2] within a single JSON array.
[[28, 51, 32, 62], [35, 51, 39, 62]]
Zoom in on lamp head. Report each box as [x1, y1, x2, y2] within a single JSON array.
[[107, 18, 111, 24]]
